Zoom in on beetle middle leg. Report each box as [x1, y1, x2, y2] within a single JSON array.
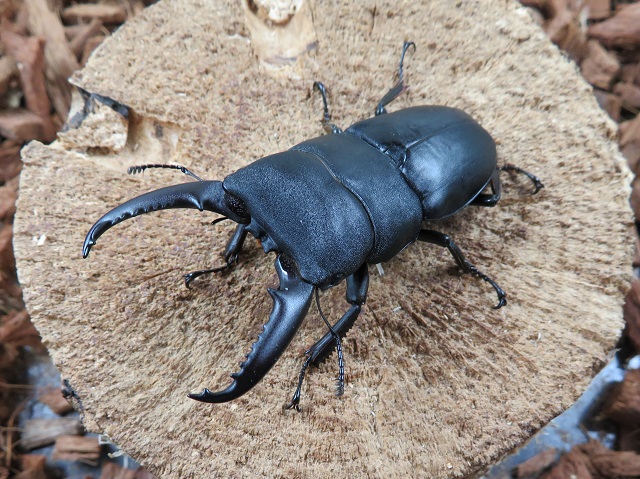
[[183, 223, 248, 288], [417, 229, 507, 309], [286, 263, 369, 411], [471, 165, 544, 207]]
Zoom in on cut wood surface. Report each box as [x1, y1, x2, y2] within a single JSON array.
[[13, 0, 633, 477]]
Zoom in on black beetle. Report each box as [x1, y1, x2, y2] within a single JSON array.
[[83, 42, 543, 409]]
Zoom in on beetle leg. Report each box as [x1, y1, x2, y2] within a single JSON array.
[[469, 167, 502, 207], [286, 263, 369, 411], [313, 81, 343, 134], [417, 229, 507, 309], [375, 41, 416, 116], [501, 164, 545, 194], [472, 165, 544, 207], [184, 224, 248, 288], [188, 255, 314, 403]]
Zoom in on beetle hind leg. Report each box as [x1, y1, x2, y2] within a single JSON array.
[[471, 165, 544, 207], [286, 263, 369, 411], [418, 229, 507, 309], [375, 41, 416, 116], [184, 223, 248, 288], [501, 164, 544, 194]]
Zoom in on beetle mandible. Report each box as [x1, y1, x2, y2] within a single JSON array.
[[82, 42, 543, 410]]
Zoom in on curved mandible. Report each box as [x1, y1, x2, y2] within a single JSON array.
[[82, 180, 248, 258], [188, 255, 314, 403]]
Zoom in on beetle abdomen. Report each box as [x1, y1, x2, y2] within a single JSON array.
[[223, 150, 374, 287], [346, 106, 497, 220], [292, 133, 422, 263]]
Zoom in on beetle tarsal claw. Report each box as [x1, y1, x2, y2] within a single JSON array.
[[500, 164, 545, 195], [188, 256, 314, 404], [493, 295, 507, 310], [482, 275, 507, 309]]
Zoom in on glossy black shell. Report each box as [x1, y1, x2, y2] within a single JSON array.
[[223, 105, 497, 287], [347, 106, 497, 219]]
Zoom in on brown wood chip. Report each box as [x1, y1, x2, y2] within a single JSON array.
[[0, 55, 18, 97], [613, 81, 640, 110], [582, 439, 640, 477], [16, 454, 46, 479], [0, 30, 55, 141], [0, 109, 44, 142], [0, 175, 18, 220], [585, 0, 612, 21], [38, 387, 74, 415], [0, 142, 21, 182], [20, 418, 83, 450], [588, 2, 640, 48], [62, 4, 127, 25], [624, 280, 640, 353], [25, 0, 80, 120], [69, 19, 104, 60], [601, 368, 640, 426], [541, 444, 596, 479], [581, 39, 621, 90], [593, 89, 622, 121], [621, 113, 640, 173], [515, 448, 558, 478], [0, 308, 39, 347], [51, 435, 100, 462]]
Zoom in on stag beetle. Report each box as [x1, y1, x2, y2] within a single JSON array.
[[83, 42, 543, 410]]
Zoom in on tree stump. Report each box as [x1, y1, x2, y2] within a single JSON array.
[[14, 0, 633, 477]]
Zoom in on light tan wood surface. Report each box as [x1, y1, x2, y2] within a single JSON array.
[[14, 0, 633, 477]]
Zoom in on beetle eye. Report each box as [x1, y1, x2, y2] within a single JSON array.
[[279, 254, 299, 275], [224, 192, 249, 219]]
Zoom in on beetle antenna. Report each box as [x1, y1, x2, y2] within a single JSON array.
[[127, 164, 204, 182], [211, 216, 229, 226], [315, 288, 345, 397]]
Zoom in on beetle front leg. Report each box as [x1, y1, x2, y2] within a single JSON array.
[[184, 223, 248, 288], [188, 254, 314, 403], [418, 229, 507, 309], [286, 263, 369, 411]]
